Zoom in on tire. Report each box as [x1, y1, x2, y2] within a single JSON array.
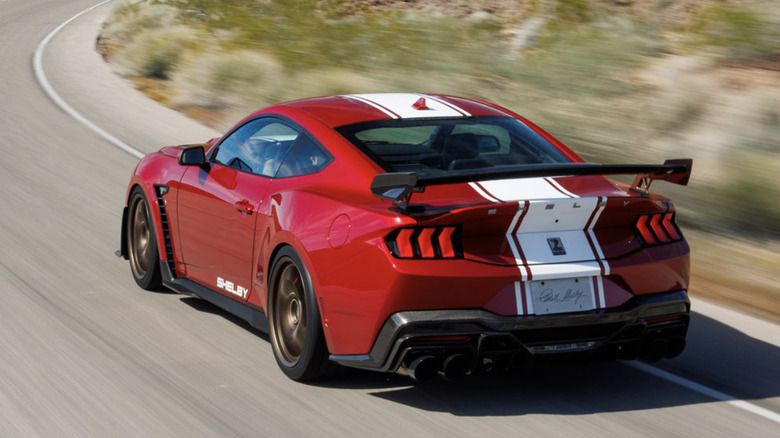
[[268, 247, 332, 381], [127, 187, 162, 290]]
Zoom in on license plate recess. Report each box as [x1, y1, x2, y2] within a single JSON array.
[[529, 277, 595, 315]]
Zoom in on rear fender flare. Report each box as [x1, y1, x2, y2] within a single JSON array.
[[264, 240, 332, 350]]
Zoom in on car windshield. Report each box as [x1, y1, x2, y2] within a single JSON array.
[[336, 116, 573, 179]]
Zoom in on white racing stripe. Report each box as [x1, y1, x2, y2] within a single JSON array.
[[514, 281, 525, 315], [596, 275, 606, 309], [343, 94, 401, 119], [423, 94, 471, 116], [478, 177, 576, 202], [544, 177, 578, 198], [469, 182, 503, 203], [343, 93, 470, 119], [474, 178, 611, 315], [630, 361, 780, 425], [587, 197, 610, 277]]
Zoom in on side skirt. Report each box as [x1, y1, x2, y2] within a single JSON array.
[[160, 261, 269, 333]]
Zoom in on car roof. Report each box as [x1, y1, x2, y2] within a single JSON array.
[[269, 93, 514, 128]]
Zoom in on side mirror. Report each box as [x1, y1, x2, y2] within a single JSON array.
[[178, 145, 206, 166]]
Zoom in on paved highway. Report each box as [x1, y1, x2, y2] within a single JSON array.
[[1, 1, 778, 436]]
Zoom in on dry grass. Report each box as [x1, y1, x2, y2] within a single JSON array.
[[687, 230, 780, 324]]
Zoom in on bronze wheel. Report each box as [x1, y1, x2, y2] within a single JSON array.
[[129, 195, 151, 278], [272, 261, 307, 366], [268, 247, 332, 381], [127, 188, 162, 290]]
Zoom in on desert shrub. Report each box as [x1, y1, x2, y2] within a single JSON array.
[[176, 50, 283, 108], [102, 2, 180, 46], [554, 0, 596, 24], [708, 154, 780, 237], [505, 22, 660, 99], [115, 26, 201, 78], [693, 5, 780, 62]]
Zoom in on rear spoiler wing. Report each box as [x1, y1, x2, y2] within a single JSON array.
[[370, 159, 692, 208]]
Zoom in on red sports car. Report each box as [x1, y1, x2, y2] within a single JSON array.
[[119, 93, 692, 381]]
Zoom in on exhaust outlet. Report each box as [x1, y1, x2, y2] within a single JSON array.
[[641, 338, 668, 362], [441, 354, 470, 380], [665, 336, 686, 358], [407, 355, 439, 381]]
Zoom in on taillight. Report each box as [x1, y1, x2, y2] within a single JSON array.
[[386, 226, 462, 259], [634, 212, 683, 245]]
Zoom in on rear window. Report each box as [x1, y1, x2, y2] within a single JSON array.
[[336, 116, 572, 178]]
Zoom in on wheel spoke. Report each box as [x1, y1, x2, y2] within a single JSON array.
[[130, 198, 150, 277], [273, 261, 308, 366]]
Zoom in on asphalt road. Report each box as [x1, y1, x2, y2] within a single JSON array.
[[1, 1, 778, 436]]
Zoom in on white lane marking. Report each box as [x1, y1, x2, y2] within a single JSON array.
[[33, 0, 145, 160], [629, 361, 780, 425], [691, 298, 780, 348]]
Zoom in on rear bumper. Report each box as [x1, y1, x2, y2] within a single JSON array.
[[329, 290, 690, 373]]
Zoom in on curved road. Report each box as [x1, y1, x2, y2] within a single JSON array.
[[1, 1, 779, 436]]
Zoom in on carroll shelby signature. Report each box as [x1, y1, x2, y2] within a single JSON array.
[[538, 287, 586, 306]]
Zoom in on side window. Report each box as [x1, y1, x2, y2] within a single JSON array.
[[214, 118, 299, 177], [276, 132, 333, 178]]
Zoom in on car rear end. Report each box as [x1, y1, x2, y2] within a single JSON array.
[[327, 106, 691, 380], [328, 177, 690, 380]]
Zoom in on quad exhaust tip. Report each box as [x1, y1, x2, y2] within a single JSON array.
[[441, 354, 470, 380], [405, 353, 472, 381], [641, 338, 668, 362], [404, 335, 687, 381], [641, 336, 686, 362], [665, 336, 686, 358], [407, 355, 439, 381]]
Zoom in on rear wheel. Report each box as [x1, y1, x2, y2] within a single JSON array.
[[127, 187, 162, 290], [268, 247, 332, 381]]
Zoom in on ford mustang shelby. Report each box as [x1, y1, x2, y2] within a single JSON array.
[[119, 93, 692, 381]]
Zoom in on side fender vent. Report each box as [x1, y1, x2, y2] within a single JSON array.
[[154, 185, 176, 274]]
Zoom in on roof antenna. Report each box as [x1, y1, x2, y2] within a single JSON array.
[[412, 97, 429, 110]]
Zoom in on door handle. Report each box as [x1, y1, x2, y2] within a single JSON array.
[[235, 200, 254, 215]]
